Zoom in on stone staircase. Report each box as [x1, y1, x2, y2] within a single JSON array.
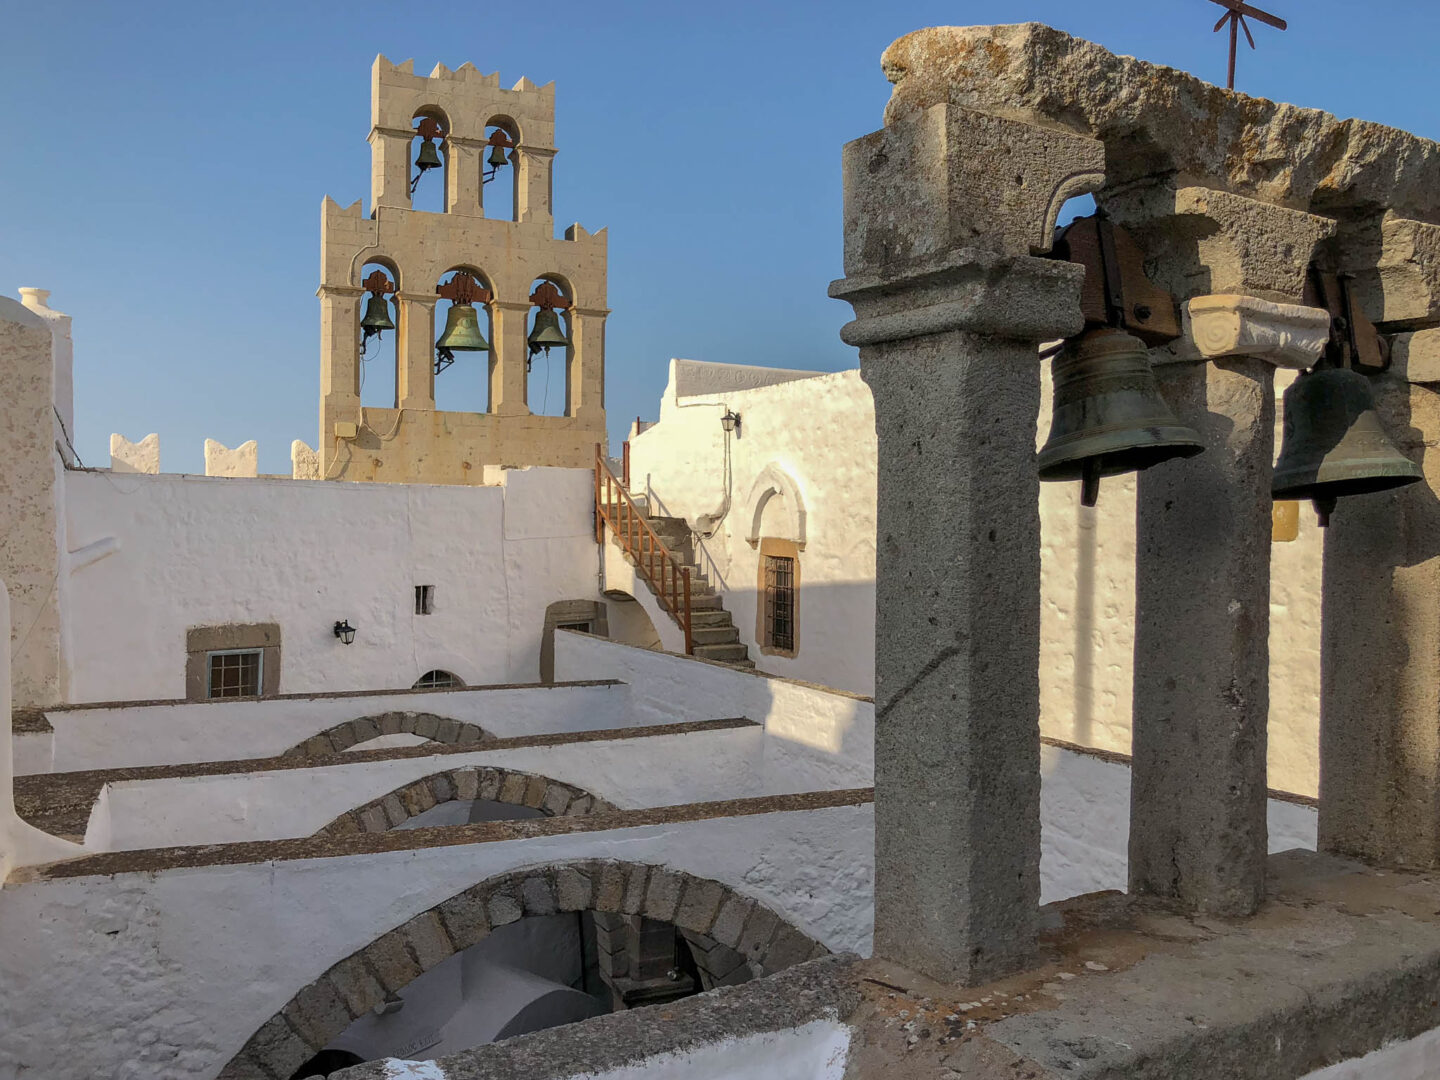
[[605, 498, 754, 669]]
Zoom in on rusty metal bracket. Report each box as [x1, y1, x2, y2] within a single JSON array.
[[1305, 264, 1390, 374], [1052, 213, 1182, 347]]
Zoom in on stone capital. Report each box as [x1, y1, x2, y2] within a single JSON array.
[[317, 284, 364, 299], [1103, 185, 1336, 301], [1168, 294, 1329, 369], [395, 292, 438, 306], [571, 306, 611, 319], [841, 103, 1104, 271], [829, 247, 1085, 347]]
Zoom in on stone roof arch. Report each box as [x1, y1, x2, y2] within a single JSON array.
[[281, 711, 492, 759]]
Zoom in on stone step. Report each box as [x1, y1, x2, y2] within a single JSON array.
[[691, 625, 741, 646], [694, 642, 751, 663], [690, 609, 734, 628]]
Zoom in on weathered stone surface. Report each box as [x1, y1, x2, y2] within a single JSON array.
[[674, 879, 725, 934], [644, 868, 685, 923], [555, 866, 593, 911], [429, 772, 455, 803], [435, 891, 490, 951], [327, 954, 385, 1015], [620, 865, 650, 915], [365, 928, 423, 991], [487, 886, 523, 927], [435, 718, 462, 743], [593, 860, 629, 912], [1345, 214, 1440, 329], [1174, 294, 1329, 369], [521, 873, 558, 916], [709, 895, 753, 949], [522, 775, 549, 808], [454, 767, 479, 801], [284, 977, 350, 1047], [401, 911, 453, 970], [244, 1013, 312, 1077], [1391, 328, 1440, 383], [498, 772, 527, 805], [880, 23, 1440, 224], [541, 783, 572, 815]]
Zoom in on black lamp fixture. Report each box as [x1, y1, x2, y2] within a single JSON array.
[[721, 410, 741, 436], [333, 619, 357, 645]]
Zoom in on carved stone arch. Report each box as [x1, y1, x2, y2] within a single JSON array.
[[280, 711, 492, 759], [313, 766, 616, 836], [218, 860, 828, 1080], [745, 462, 807, 548]]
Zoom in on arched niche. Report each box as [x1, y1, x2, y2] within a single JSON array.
[[482, 115, 521, 221], [526, 275, 575, 418], [744, 462, 807, 549], [410, 107, 451, 214], [434, 266, 495, 413], [358, 259, 400, 409]]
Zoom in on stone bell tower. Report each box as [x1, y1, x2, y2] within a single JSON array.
[[317, 57, 608, 484]]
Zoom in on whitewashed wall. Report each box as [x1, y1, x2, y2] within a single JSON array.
[[0, 805, 875, 1080], [629, 359, 1325, 796], [59, 466, 599, 704], [35, 682, 628, 774]]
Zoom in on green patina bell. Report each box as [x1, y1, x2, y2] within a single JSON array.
[[1038, 327, 1205, 507], [435, 303, 489, 352], [487, 143, 510, 170], [359, 295, 395, 337], [415, 138, 442, 172], [527, 308, 570, 355], [1272, 366, 1421, 526]]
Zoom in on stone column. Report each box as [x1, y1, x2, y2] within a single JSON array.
[[318, 287, 362, 476], [489, 302, 531, 415], [516, 146, 555, 227], [396, 293, 436, 411], [568, 307, 608, 421], [445, 136, 484, 217], [1106, 187, 1335, 913], [1318, 219, 1440, 868], [368, 127, 412, 212], [830, 102, 1101, 984]]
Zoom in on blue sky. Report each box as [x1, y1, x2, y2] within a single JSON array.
[[2, 1, 1437, 475]]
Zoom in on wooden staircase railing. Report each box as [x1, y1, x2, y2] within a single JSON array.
[[595, 444, 693, 654]]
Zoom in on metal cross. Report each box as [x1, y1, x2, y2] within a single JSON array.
[[1208, 0, 1287, 90]]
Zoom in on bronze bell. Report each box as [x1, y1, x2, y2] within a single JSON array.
[[527, 308, 570, 355], [1272, 366, 1421, 526], [487, 143, 510, 170], [415, 138, 442, 172], [360, 295, 395, 338], [435, 302, 490, 352], [1038, 327, 1205, 506]]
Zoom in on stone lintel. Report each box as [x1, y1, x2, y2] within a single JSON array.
[[879, 23, 1440, 226], [1343, 213, 1440, 330], [1171, 294, 1330, 369], [1391, 328, 1440, 383], [829, 247, 1086, 347], [1103, 185, 1336, 300]]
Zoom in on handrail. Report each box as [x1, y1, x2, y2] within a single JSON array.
[[595, 445, 693, 655]]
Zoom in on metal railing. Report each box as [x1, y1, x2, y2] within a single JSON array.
[[595, 444, 693, 654]]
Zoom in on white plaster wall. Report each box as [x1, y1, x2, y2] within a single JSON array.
[[554, 632, 874, 794], [630, 358, 1325, 796], [90, 726, 769, 850], [36, 682, 628, 774], [1300, 1022, 1440, 1079], [628, 362, 877, 696], [59, 466, 598, 704], [0, 805, 875, 1080]]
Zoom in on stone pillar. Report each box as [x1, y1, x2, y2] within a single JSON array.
[[1105, 187, 1335, 913], [489, 302, 530, 415], [397, 293, 436, 410], [516, 146, 554, 227], [445, 136, 484, 216], [369, 127, 412, 211], [318, 287, 362, 476], [19, 289, 72, 462], [1318, 230, 1440, 868], [830, 102, 1101, 984], [568, 307, 608, 421]]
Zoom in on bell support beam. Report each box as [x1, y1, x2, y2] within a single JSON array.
[[1105, 186, 1336, 914], [1319, 217, 1440, 869], [489, 302, 531, 416], [396, 293, 437, 411], [831, 101, 1101, 985]]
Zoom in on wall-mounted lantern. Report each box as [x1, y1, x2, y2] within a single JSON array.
[[333, 619, 357, 645], [721, 410, 741, 437]]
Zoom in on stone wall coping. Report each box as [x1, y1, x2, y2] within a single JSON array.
[[14, 718, 757, 838], [15, 786, 874, 882], [36, 677, 622, 715]]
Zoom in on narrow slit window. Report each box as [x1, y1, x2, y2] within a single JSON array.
[[763, 555, 795, 652], [415, 585, 435, 615], [207, 649, 262, 699]]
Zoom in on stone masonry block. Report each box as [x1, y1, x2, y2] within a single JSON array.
[[435, 718, 462, 743], [569, 795, 594, 815], [478, 769, 503, 800], [556, 866, 593, 911], [379, 712, 403, 736], [380, 794, 407, 826], [413, 714, 440, 739], [457, 724, 484, 746], [541, 783, 573, 816], [455, 768, 479, 801], [523, 775, 549, 808], [621, 865, 652, 916], [401, 911, 454, 971], [109, 432, 159, 474], [762, 924, 817, 972], [215, 1054, 273, 1080], [327, 813, 361, 836], [437, 889, 492, 950], [364, 929, 422, 992], [429, 772, 456, 803], [487, 886, 523, 927], [594, 861, 629, 912], [350, 717, 380, 745], [245, 1013, 313, 1077], [358, 805, 388, 833], [737, 905, 780, 964], [301, 736, 332, 758], [522, 873, 559, 916], [674, 879, 725, 934], [328, 723, 358, 751], [400, 781, 437, 817], [327, 954, 386, 1015], [644, 869, 685, 923], [709, 896, 754, 950], [499, 772, 528, 804], [284, 977, 351, 1047]]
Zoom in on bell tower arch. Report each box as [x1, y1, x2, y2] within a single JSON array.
[[318, 57, 608, 484]]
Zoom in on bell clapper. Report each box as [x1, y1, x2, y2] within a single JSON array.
[[1081, 459, 1101, 508], [1313, 495, 1336, 529]]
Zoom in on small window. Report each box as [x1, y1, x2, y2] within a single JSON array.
[[415, 585, 435, 615], [414, 669, 462, 690], [763, 556, 795, 652], [207, 649, 262, 699]]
